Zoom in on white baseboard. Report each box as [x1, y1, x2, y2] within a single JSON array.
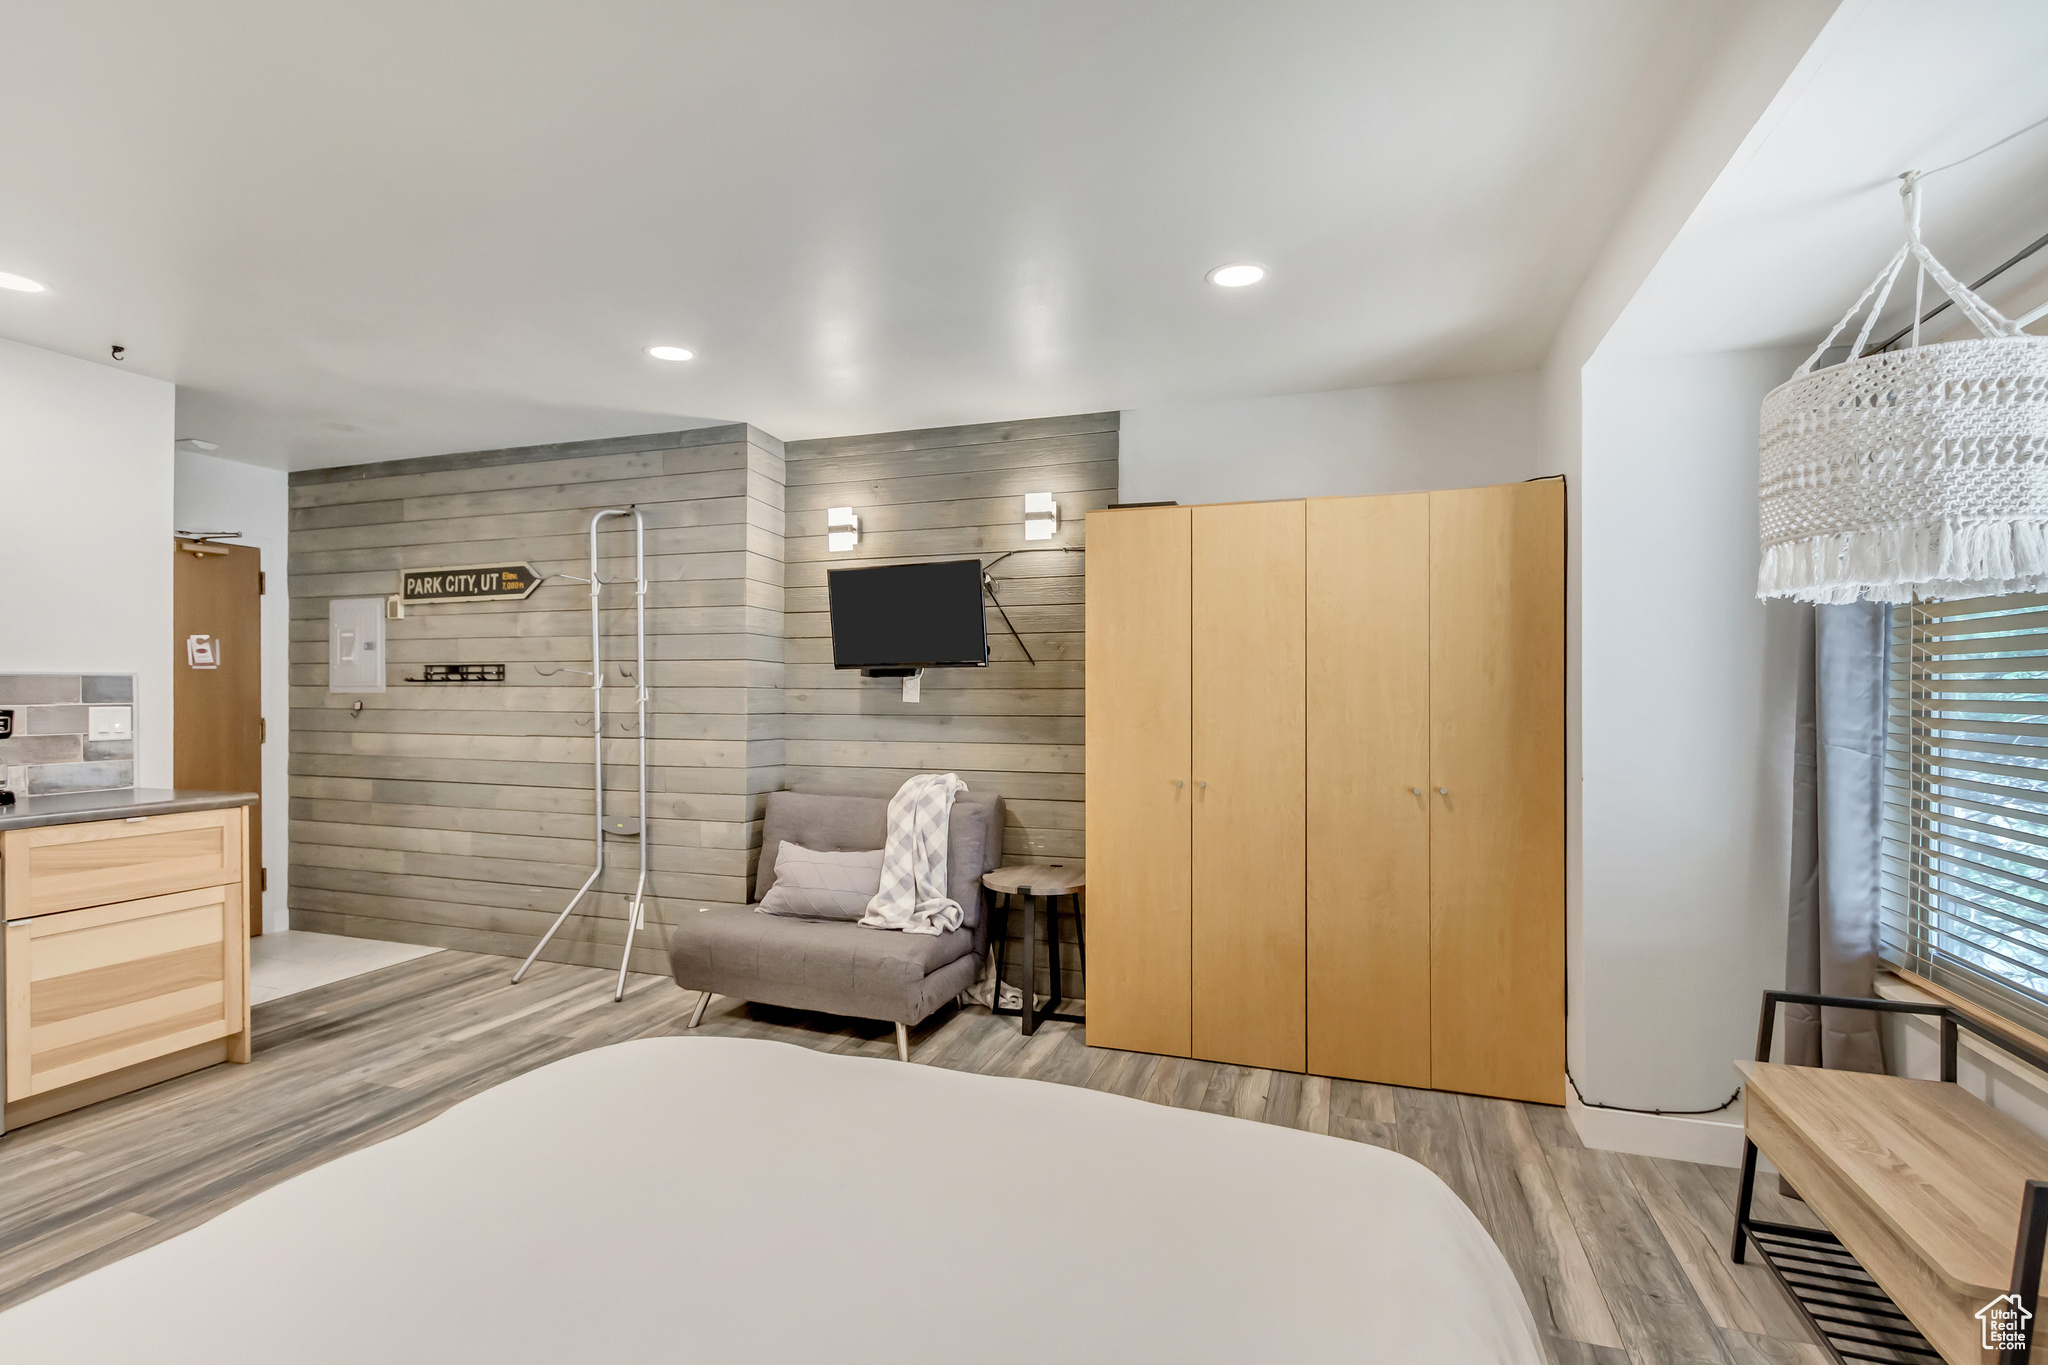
[[1566, 1079, 1747, 1168]]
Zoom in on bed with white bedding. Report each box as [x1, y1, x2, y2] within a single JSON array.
[[0, 1038, 1542, 1364]]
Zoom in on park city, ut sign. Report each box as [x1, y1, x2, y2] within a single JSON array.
[[400, 562, 541, 605]]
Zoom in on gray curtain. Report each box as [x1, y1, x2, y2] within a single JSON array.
[[1783, 600, 1888, 1072]]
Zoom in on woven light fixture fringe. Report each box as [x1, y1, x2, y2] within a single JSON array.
[[1757, 173, 2048, 604]]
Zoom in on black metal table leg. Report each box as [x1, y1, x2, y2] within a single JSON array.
[[1075, 891, 1085, 979], [1044, 893, 1063, 1021], [988, 886, 1085, 1031], [2003, 1179, 2048, 1364], [1020, 892, 1038, 1035], [992, 897, 1011, 1016], [1731, 1138, 1758, 1265]]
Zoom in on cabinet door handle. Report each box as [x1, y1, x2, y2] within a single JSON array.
[[1411, 787, 1423, 796], [1197, 780, 1207, 789], [1173, 780, 1184, 788], [1438, 787, 1450, 796]]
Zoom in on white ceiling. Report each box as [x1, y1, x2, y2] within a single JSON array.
[[1605, 0, 2048, 362], [1, 1, 1741, 469]]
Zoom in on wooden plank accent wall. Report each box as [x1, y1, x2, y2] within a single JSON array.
[[288, 412, 1113, 1001], [286, 424, 786, 976], [780, 412, 1116, 999]]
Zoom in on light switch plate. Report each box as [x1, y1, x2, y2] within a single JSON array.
[[88, 706, 132, 741]]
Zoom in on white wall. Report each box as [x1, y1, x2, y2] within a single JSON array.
[[1536, 0, 1843, 1135], [0, 337, 176, 785], [174, 451, 291, 933], [1538, 0, 2048, 1156], [1118, 372, 1544, 505], [1573, 347, 1809, 1112]]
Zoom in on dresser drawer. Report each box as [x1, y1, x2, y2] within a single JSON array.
[[4, 883, 247, 1100], [1, 809, 243, 918]]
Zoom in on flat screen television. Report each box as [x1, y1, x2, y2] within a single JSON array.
[[827, 559, 989, 675]]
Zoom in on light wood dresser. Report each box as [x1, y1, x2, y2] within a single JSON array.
[[1, 788, 258, 1132]]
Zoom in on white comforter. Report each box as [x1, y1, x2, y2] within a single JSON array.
[[0, 1038, 1542, 1364]]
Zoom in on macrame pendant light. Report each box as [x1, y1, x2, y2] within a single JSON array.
[[1757, 174, 2048, 604]]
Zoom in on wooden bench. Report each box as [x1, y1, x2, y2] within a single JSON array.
[[1732, 991, 2048, 1364]]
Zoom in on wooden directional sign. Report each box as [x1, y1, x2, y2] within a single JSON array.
[[400, 562, 542, 605]]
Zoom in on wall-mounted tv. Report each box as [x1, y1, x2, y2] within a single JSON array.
[[827, 559, 989, 676]]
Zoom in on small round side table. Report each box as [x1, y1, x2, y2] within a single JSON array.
[[982, 864, 1085, 1035]]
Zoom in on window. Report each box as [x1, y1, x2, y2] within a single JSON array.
[[1883, 594, 2048, 1029]]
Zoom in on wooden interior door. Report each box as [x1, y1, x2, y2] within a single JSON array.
[[1084, 506, 1193, 1057], [1306, 494, 1432, 1087], [173, 542, 263, 935], [1191, 500, 1306, 1072], [1427, 480, 1565, 1104]]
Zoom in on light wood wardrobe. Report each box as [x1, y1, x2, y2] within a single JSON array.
[[1083, 479, 1563, 1105]]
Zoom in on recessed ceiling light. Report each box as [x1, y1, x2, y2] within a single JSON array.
[[0, 271, 46, 293], [647, 345, 694, 362], [1206, 263, 1266, 288]]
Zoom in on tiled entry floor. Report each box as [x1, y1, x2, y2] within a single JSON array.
[[248, 931, 442, 1005]]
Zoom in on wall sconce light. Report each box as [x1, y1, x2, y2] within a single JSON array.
[[1024, 492, 1058, 541], [827, 506, 860, 552]]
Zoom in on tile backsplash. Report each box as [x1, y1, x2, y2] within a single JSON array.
[[0, 674, 136, 795]]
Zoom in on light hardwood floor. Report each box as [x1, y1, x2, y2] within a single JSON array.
[[0, 949, 1825, 1364]]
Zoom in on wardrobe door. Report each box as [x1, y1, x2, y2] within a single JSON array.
[[1306, 494, 1432, 1087], [1192, 500, 1306, 1072], [1084, 506, 1193, 1057], [1428, 479, 1565, 1104]]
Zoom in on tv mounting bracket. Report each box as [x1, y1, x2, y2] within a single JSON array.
[[978, 544, 1081, 667]]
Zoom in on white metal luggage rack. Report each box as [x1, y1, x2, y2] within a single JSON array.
[[514, 507, 651, 1001]]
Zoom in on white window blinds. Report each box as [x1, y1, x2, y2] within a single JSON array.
[[1883, 594, 2048, 1024]]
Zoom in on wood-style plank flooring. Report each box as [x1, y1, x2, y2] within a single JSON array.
[[0, 949, 1826, 1364]]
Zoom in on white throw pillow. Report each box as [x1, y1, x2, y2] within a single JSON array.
[[755, 843, 885, 921]]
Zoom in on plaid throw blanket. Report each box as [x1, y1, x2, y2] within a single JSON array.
[[859, 773, 968, 935]]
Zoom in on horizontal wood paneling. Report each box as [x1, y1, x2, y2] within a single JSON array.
[[290, 413, 1111, 995], [288, 424, 784, 976], [781, 413, 1114, 1000], [779, 410, 1113, 461]]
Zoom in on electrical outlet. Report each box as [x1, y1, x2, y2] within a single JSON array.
[[88, 706, 132, 741]]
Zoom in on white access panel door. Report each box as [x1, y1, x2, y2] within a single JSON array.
[[328, 597, 387, 694]]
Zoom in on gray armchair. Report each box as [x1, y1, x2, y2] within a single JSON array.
[[666, 787, 1005, 1059]]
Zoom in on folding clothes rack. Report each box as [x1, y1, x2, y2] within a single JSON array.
[[512, 507, 650, 1001]]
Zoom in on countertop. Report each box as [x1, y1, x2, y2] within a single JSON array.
[[0, 787, 259, 833]]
